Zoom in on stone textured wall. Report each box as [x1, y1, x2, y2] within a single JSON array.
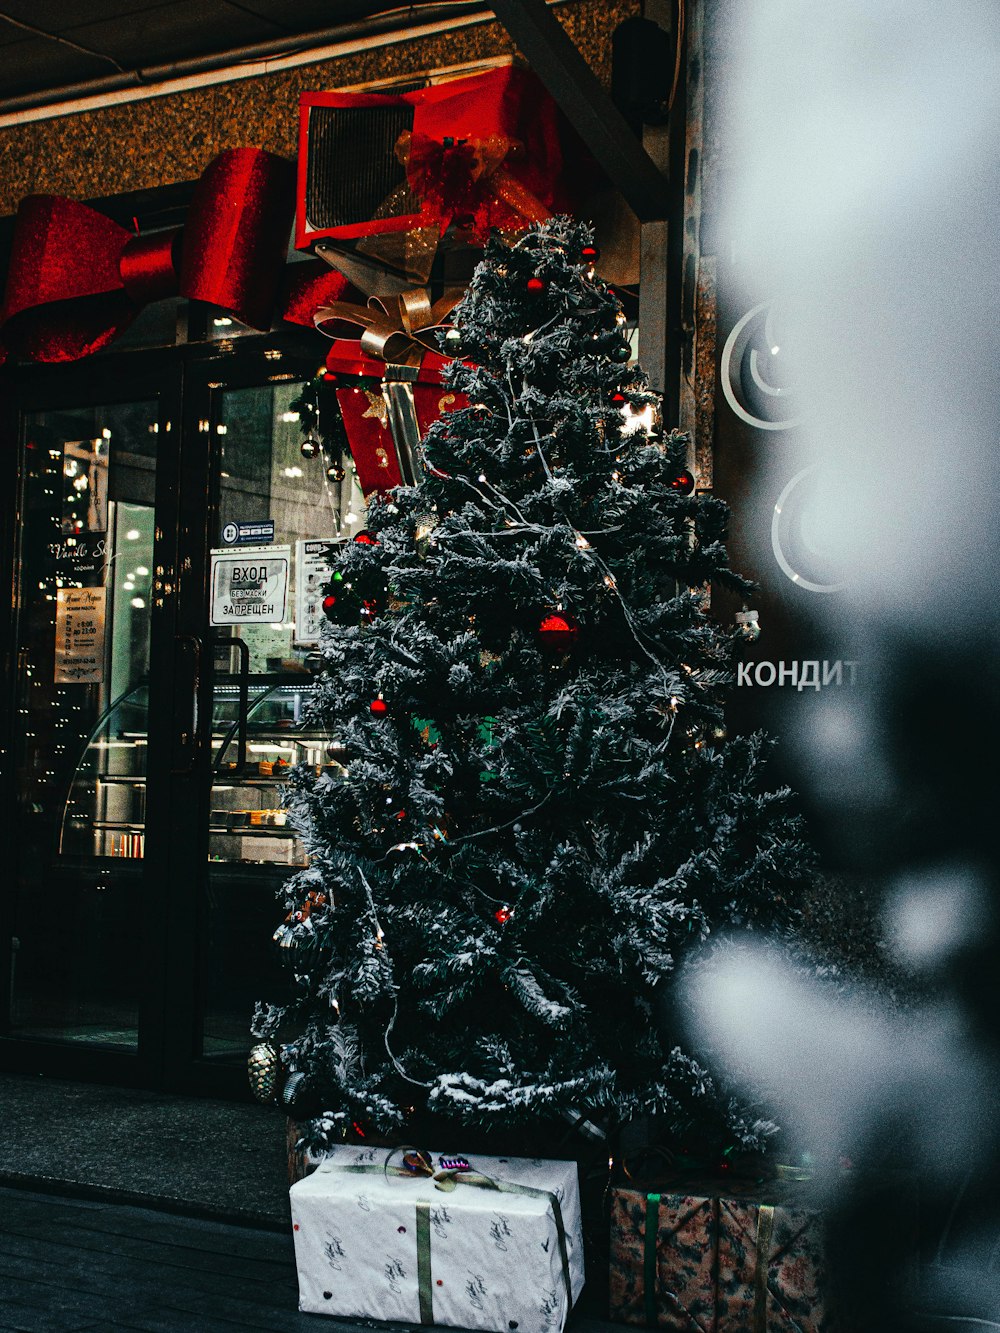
[[0, 0, 637, 216]]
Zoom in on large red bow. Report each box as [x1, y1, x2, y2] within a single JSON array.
[[1, 147, 295, 363], [397, 129, 549, 240]]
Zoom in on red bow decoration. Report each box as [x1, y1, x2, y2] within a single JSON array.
[[397, 130, 549, 240], [1, 147, 296, 363]]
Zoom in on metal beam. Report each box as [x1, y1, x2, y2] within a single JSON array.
[[488, 0, 672, 222], [638, 0, 676, 402]]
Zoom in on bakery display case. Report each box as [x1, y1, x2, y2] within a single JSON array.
[[208, 674, 341, 868]]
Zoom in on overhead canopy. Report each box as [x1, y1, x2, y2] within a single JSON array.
[[0, 0, 478, 109]]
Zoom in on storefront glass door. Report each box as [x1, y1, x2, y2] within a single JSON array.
[[1, 335, 364, 1094], [8, 393, 160, 1056]]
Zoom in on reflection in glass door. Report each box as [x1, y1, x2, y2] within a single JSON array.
[[10, 398, 159, 1050]]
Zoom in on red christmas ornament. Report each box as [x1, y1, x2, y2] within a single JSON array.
[[495, 906, 512, 924], [321, 593, 337, 618], [611, 392, 626, 405], [354, 530, 377, 545], [581, 244, 600, 262], [670, 469, 696, 496], [538, 612, 580, 652], [370, 698, 388, 715], [526, 276, 546, 293]]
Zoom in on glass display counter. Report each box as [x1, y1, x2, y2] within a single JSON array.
[[59, 684, 149, 859], [208, 676, 340, 868], [58, 675, 341, 869]]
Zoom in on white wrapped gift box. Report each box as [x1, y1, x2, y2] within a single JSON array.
[[290, 1145, 585, 1332]]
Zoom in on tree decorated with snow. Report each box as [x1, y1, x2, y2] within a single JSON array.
[[254, 217, 811, 1155]]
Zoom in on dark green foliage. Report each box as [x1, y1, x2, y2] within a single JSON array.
[[257, 218, 812, 1153]]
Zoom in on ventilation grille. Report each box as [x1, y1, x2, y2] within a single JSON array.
[[304, 103, 418, 233]]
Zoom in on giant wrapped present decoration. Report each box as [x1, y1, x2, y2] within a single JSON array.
[[609, 1175, 844, 1332], [1, 147, 297, 364], [296, 65, 580, 281], [290, 1145, 585, 1331], [311, 286, 468, 495], [292, 63, 592, 487]]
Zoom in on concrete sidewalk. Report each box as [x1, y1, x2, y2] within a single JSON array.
[[0, 1185, 631, 1333], [0, 1072, 290, 1227]]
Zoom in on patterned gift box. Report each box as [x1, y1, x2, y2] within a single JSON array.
[[716, 1184, 839, 1333], [325, 341, 465, 496], [609, 1182, 717, 1330], [610, 1176, 849, 1332], [290, 1145, 585, 1332]]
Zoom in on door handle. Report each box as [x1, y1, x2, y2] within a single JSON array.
[[213, 635, 250, 775], [171, 634, 202, 775]]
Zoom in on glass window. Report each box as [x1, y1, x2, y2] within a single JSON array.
[[11, 398, 159, 1048]]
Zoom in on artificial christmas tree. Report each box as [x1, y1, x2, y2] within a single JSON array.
[[254, 217, 811, 1159]]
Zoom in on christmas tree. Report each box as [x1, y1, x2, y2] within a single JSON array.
[[254, 217, 811, 1156]]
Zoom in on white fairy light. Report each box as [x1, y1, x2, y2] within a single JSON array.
[[620, 401, 656, 435]]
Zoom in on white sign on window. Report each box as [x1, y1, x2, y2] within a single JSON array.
[[295, 539, 339, 647], [55, 586, 106, 683], [210, 545, 290, 626]]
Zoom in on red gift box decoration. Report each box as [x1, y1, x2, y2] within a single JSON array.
[[314, 285, 467, 496], [325, 344, 465, 496], [296, 65, 576, 277]]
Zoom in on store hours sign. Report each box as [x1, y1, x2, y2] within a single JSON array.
[[210, 545, 289, 625]]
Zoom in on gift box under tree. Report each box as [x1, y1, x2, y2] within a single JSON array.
[[291, 1145, 585, 1331], [609, 1175, 839, 1332]]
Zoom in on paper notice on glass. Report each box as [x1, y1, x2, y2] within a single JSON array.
[[210, 545, 290, 626], [55, 587, 106, 683], [295, 539, 339, 647]]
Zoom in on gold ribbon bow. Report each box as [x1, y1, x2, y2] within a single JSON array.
[[313, 288, 463, 367]]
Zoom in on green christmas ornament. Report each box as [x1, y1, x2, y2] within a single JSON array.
[[248, 1042, 281, 1103]]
